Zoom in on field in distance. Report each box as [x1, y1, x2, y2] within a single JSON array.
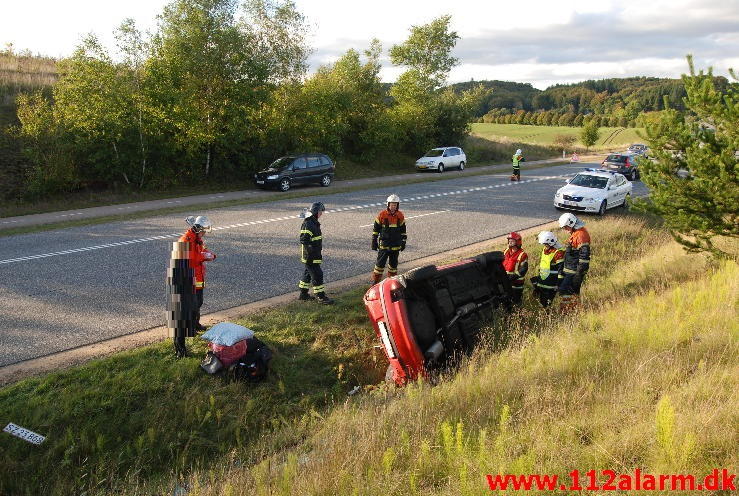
[[470, 123, 645, 151]]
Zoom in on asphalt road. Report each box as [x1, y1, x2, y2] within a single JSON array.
[[0, 162, 649, 367]]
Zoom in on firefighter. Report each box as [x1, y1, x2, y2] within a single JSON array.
[[502, 232, 528, 304], [530, 231, 565, 308], [179, 215, 216, 333], [371, 194, 407, 284], [298, 202, 333, 304], [557, 213, 591, 312], [511, 148, 524, 181]]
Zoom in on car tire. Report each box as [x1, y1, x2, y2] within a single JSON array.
[[437, 164, 445, 173], [621, 194, 631, 210], [629, 170, 637, 181], [459, 161, 465, 171], [475, 251, 504, 269], [598, 200, 607, 216], [635, 169, 641, 180], [404, 265, 437, 283], [279, 178, 291, 192], [320, 174, 332, 187]]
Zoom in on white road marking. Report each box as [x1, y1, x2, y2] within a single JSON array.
[[1, 173, 573, 265], [359, 209, 449, 228]]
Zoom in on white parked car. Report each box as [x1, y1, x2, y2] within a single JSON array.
[[415, 146, 466, 173], [554, 169, 632, 215]]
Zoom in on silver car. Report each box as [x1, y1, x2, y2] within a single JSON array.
[[415, 147, 466, 173]]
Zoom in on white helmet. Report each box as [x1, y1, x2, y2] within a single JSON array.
[[186, 215, 212, 233], [516, 148, 522, 155], [558, 212, 578, 229], [386, 194, 400, 205], [537, 231, 558, 246]]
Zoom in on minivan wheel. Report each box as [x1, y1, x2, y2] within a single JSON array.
[[279, 178, 291, 192], [320, 174, 332, 187], [598, 200, 607, 216], [621, 194, 631, 210], [459, 161, 465, 171], [437, 164, 445, 173]]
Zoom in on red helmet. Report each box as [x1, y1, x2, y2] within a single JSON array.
[[506, 232, 522, 247]]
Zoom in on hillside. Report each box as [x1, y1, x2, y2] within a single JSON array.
[[1, 214, 736, 495]]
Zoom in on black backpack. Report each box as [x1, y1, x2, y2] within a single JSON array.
[[233, 338, 272, 382]]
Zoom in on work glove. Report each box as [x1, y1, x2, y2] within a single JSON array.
[[400, 242, 406, 252], [371, 236, 378, 251]]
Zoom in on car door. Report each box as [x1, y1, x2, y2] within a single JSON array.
[[607, 177, 622, 205], [291, 157, 309, 184], [305, 155, 322, 182]]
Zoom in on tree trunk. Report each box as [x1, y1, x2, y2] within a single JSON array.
[[138, 108, 146, 188], [205, 144, 211, 177]]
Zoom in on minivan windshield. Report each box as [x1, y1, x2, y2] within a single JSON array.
[[269, 156, 295, 170], [423, 149, 445, 157], [570, 174, 608, 189]]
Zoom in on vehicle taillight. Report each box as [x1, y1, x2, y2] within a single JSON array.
[[625, 159, 631, 167]]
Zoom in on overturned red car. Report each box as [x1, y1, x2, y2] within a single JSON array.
[[364, 251, 512, 385]]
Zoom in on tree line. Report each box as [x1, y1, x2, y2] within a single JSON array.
[[456, 76, 730, 128], [2, 1, 477, 200]]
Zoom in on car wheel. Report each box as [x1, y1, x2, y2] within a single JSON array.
[[598, 200, 607, 216], [629, 170, 637, 181], [475, 251, 504, 269], [320, 174, 332, 187], [459, 161, 465, 171], [437, 163, 445, 173], [621, 194, 631, 210], [404, 265, 437, 283], [635, 169, 641, 180], [279, 178, 291, 192]]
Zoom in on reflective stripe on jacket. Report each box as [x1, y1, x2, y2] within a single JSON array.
[[563, 227, 591, 275], [300, 216, 323, 264], [503, 247, 528, 285], [373, 209, 407, 250], [537, 246, 565, 289]]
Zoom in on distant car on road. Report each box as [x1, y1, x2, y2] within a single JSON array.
[[554, 169, 632, 215], [415, 147, 466, 173], [627, 143, 649, 157], [254, 153, 335, 192], [601, 152, 640, 181]]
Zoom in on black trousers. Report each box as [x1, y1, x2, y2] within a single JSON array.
[[174, 289, 203, 356], [374, 249, 400, 273], [299, 263, 325, 293], [537, 288, 557, 307], [510, 284, 524, 304], [559, 272, 585, 296]]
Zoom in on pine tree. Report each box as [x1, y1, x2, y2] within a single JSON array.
[[639, 57, 738, 257]]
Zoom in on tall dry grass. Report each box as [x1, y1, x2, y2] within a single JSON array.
[[168, 215, 737, 496]]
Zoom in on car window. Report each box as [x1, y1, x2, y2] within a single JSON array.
[[606, 155, 627, 163], [424, 149, 444, 157], [318, 155, 331, 166], [570, 174, 608, 189], [292, 157, 307, 170], [306, 156, 321, 168], [456, 148, 464, 155], [270, 156, 294, 170]]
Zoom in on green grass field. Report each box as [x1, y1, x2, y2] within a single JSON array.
[[1, 214, 736, 495], [471, 123, 646, 151]]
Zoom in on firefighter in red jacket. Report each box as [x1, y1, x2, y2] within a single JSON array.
[[530, 231, 565, 308], [558, 213, 591, 312], [371, 194, 407, 283], [180, 215, 216, 331], [502, 232, 528, 304]]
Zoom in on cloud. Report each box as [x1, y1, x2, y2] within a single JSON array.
[[304, 0, 739, 88]]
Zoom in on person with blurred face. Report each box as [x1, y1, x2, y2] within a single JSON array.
[[502, 231, 528, 304], [370, 194, 407, 284]]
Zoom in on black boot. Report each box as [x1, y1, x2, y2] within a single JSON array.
[[315, 292, 334, 305], [298, 288, 313, 301]]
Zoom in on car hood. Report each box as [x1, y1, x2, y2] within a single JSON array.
[[557, 184, 606, 198]]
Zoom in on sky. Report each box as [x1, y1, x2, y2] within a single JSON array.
[[3, 0, 738, 89]]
